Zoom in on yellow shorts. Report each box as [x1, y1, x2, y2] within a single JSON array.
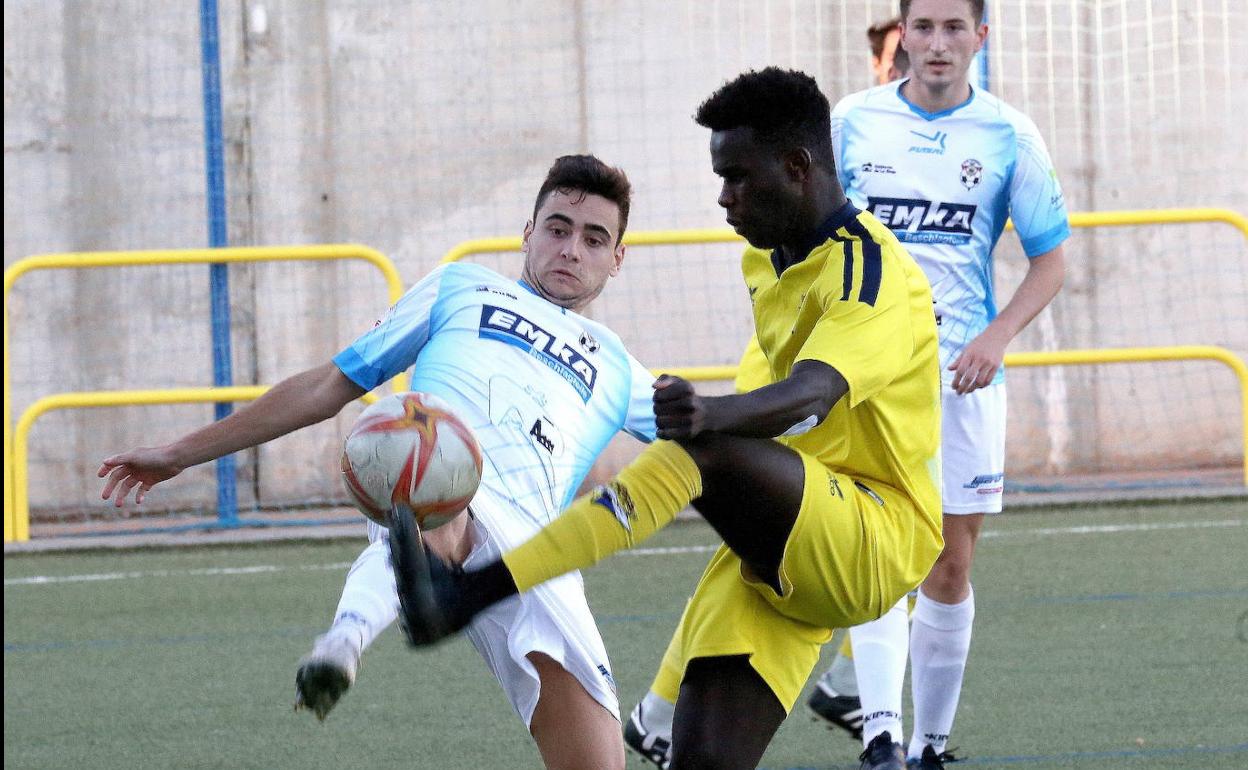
[[652, 451, 941, 712]]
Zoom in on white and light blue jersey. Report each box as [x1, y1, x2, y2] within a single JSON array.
[[334, 262, 657, 546], [831, 80, 1069, 384]]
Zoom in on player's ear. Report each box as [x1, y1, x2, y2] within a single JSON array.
[[609, 242, 626, 276], [975, 23, 989, 52], [521, 220, 534, 252], [784, 148, 813, 182]]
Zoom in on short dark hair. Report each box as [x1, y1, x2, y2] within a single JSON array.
[[532, 155, 632, 243], [867, 16, 902, 59], [899, 0, 985, 23], [693, 68, 836, 174]]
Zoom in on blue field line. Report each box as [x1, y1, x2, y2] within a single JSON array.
[[762, 741, 1248, 769]]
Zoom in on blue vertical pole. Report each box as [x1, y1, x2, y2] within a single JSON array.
[[199, 0, 238, 526], [977, 7, 990, 91]]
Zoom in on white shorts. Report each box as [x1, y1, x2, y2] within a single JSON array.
[[366, 515, 619, 728], [941, 381, 1006, 514], [460, 516, 619, 726]]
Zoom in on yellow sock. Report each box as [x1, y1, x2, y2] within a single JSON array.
[[503, 440, 702, 593]]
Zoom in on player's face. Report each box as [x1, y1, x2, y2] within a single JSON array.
[[521, 189, 625, 311], [710, 127, 803, 250], [901, 0, 986, 90]]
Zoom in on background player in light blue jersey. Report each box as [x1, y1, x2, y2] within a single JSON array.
[[98, 155, 657, 770], [814, 1, 1068, 768]]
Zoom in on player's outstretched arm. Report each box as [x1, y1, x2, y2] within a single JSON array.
[[948, 244, 1065, 394], [654, 359, 847, 440], [98, 361, 366, 506]]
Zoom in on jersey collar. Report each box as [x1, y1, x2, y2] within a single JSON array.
[[896, 79, 976, 121], [770, 200, 860, 275], [517, 278, 569, 314]]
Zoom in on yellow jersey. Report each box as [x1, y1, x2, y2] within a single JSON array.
[[742, 202, 942, 527], [733, 334, 771, 394]]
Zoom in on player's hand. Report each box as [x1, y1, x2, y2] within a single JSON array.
[[97, 446, 185, 507], [948, 329, 1009, 395], [653, 374, 711, 440]]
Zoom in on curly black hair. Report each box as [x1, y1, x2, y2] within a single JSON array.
[[694, 67, 835, 173]]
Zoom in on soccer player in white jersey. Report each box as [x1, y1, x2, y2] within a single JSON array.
[[824, 1, 1067, 767], [97, 155, 658, 770]]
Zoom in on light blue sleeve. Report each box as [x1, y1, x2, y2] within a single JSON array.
[[1009, 125, 1070, 257], [332, 264, 449, 391], [829, 100, 852, 191], [622, 355, 657, 443]]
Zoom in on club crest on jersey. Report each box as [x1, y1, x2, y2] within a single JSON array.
[[592, 482, 637, 532], [866, 196, 976, 245], [960, 158, 983, 189], [578, 330, 600, 353], [479, 305, 598, 402]]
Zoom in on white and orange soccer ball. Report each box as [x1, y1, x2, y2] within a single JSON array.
[[340, 392, 483, 529]]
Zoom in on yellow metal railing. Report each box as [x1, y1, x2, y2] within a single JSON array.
[[6, 209, 1246, 541], [9, 387, 381, 542], [440, 207, 1248, 262], [8, 346, 1245, 542], [1005, 346, 1248, 486], [4, 245, 404, 542]]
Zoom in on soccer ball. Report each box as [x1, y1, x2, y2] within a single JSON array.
[[340, 392, 483, 529]]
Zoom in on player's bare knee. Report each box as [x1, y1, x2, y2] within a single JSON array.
[[923, 558, 971, 602]]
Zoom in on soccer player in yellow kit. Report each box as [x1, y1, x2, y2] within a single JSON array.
[[389, 67, 944, 770]]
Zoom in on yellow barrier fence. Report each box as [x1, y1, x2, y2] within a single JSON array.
[[439, 207, 1248, 262], [3, 245, 404, 542], [9, 387, 381, 542], [6, 210, 1246, 541], [6, 366, 725, 541]]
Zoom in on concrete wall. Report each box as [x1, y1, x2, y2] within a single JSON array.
[[5, 1, 1245, 518]]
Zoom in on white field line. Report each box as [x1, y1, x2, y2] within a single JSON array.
[[5, 518, 1243, 587]]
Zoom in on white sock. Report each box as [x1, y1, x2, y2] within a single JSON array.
[[816, 645, 859, 697], [328, 537, 399, 652], [907, 587, 975, 759], [850, 595, 909, 746], [635, 689, 675, 737]]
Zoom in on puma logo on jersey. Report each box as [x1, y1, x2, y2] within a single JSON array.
[[908, 129, 948, 154]]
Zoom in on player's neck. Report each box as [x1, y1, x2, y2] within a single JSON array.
[[901, 77, 972, 115], [775, 190, 850, 269]]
